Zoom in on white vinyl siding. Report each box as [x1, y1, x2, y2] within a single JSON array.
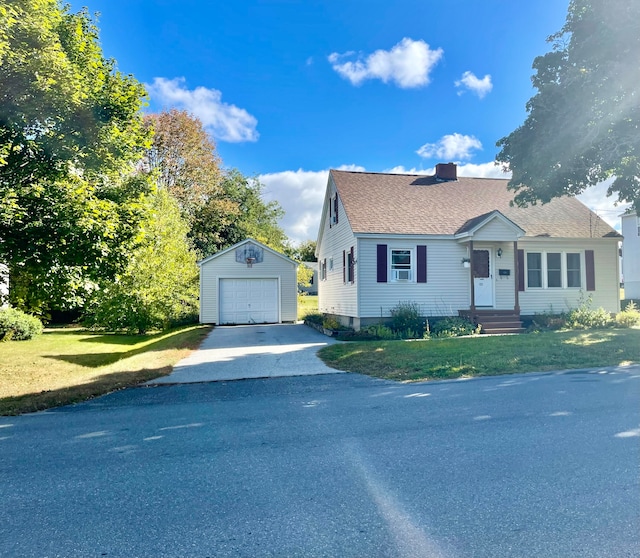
[[621, 212, 640, 299], [519, 239, 620, 315], [317, 176, 358, 319], [199, 241, 297, 324], [470, 218, 521, 242], [358, 238, 470, 318]]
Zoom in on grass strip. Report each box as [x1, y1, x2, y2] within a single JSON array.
[[318, 328, 640, 382], [0, 325, 211, 415]]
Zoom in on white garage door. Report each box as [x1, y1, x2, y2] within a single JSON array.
[[219, 278, 279, 325]]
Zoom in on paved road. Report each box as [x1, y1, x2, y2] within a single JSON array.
[[149, 324, 341, 383], [1, 367, 639, 557]]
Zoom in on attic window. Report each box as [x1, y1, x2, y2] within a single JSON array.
[[329, 194, 339, 226]]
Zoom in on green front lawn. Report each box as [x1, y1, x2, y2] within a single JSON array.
[[298, 294, 318, 320], [318, 328, 640, 382], [0, 325, 211, 415]]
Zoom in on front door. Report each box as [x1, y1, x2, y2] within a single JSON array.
[[473, 250, 493, 307]]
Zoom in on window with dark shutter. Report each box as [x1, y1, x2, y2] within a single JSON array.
[[334, 196, 339, 224], [377, 244, 387, 283], [342, 250, 346, 283]]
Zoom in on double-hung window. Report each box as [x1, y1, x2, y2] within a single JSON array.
[[527, 253, 542, 288], [391, 249, 412, 281], [566, 253, 581, 288], [547, 253, 562, 288], [526, 251, 582, 289]]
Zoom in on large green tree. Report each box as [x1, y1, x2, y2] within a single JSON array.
[[0, 0, 151, 313], [143, 110, 288, 257], [216, 169, 289, 253], [496, 0, 640, 210], [85, 189, 199, 334], [143, 109, 223, 223]]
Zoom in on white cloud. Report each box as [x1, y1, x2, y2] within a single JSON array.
[[259, 169, 330, 244], [416, 133, 482, 161], [146, 77, 258, 143], [455, 71, 493, 98], [328, 38, 443, 88], [577, 179, 629, 230], [386, 161, 508, 178]]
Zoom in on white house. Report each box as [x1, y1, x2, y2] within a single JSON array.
[[621, 211, 640, 300], [298, 262, 318, 295], [199, 238, 298, 325], [316, 164, 622, 333]]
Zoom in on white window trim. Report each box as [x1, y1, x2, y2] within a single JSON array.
[[389, 248, 415, 283], [525, 250, 583, 290]]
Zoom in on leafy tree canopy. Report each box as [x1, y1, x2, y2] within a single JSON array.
[[289, 240, 317, 262], [0, 0, 152, 313], [143, 111, 289, 259], [496, 0, 640, 211], [85, 189, 199, 334], [143, 109, 223, 222]]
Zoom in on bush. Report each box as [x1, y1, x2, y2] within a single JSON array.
[[304, 312, 323, 326], [565, 294, 612, 329], [615, 301, 640, 328], [531, 310, 567, 331], [322, 316, 341, 330], [390, 301, 425, 338], [363, 324, 397, 340], [0, 308, 44, 341], [431, 316, 480, 338]]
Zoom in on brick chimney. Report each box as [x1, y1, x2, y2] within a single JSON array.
[[435, 162, 457, 181]]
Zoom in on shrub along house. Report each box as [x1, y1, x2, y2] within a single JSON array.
[[315, 164, 622, 333]]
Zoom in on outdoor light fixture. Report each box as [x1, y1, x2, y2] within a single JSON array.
[[497, 248, 503, 258]]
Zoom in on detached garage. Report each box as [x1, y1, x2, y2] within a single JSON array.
[[199, 239, 298, 325]]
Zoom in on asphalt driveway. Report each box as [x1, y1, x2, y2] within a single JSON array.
[[149, 323, 342, 384]]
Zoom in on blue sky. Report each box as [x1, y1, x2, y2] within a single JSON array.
[[69, 0, 625, 243]]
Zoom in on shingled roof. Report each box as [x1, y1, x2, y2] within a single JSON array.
[[330, 170, 620, 239]]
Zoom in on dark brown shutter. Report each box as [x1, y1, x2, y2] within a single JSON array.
[[377, 244, 387, 283], [585, 249, 595, 291], [417, 245, 427, 283], [342, 250, 346, 283], [334, 196, 339, 224], [329, 196, 332, 227], [517, 249, 525, 292], [349, 246, 355, 283]]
